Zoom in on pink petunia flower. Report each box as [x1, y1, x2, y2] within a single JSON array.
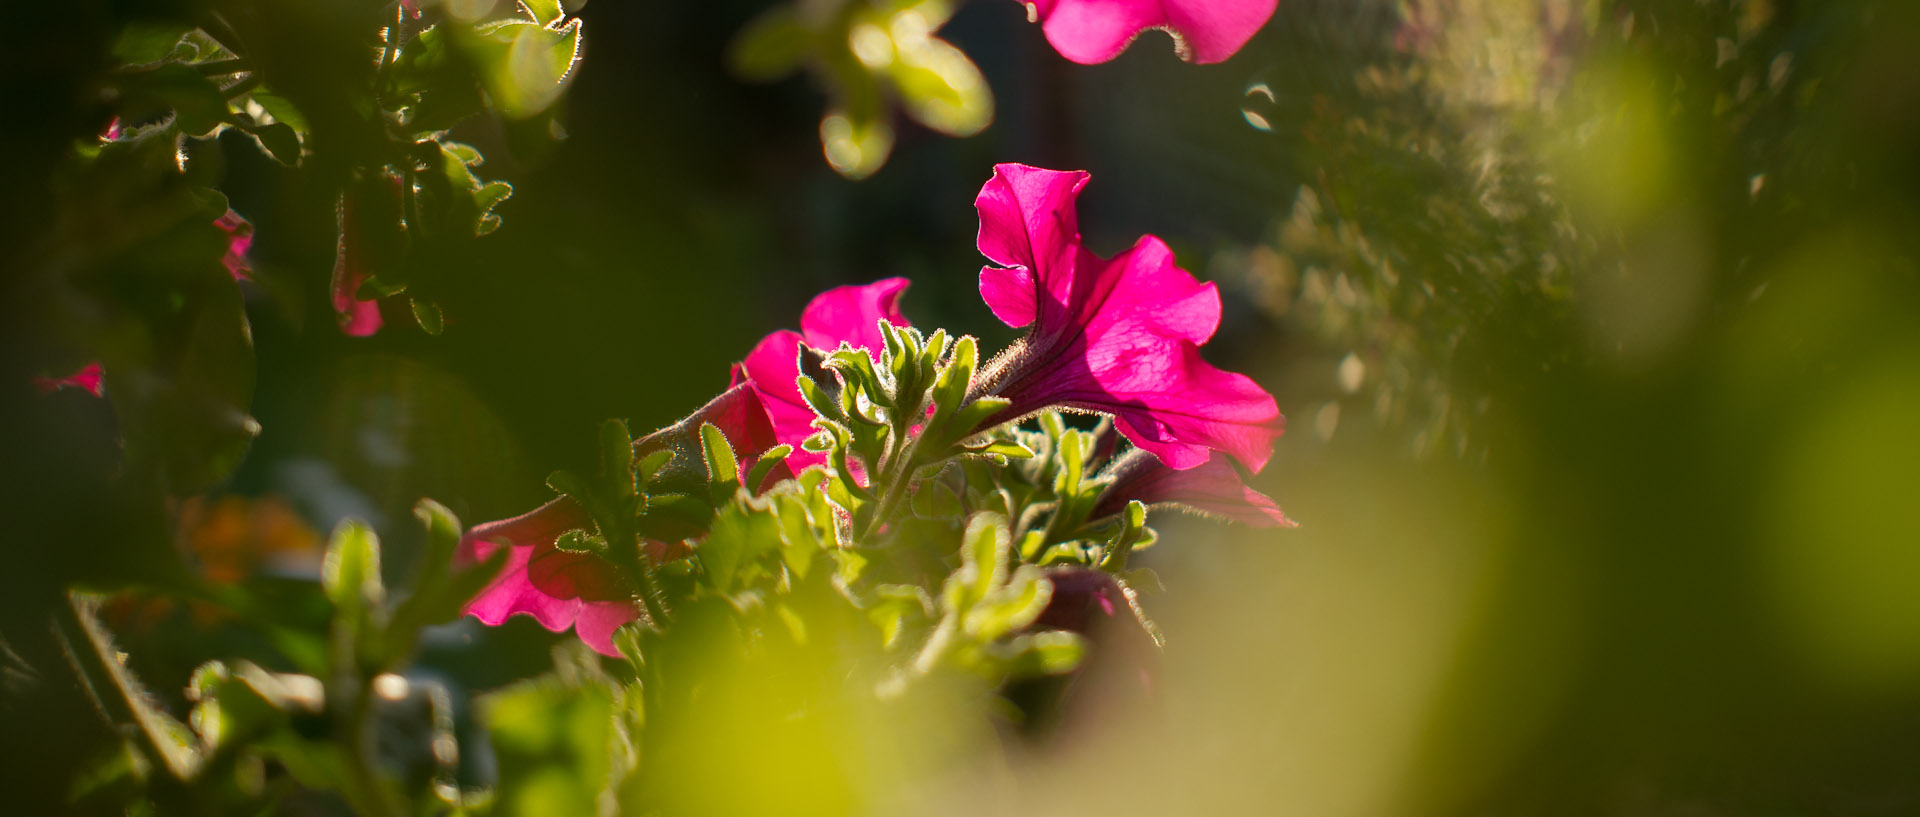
[[32, 361, 106, 397], [1092, 448, 1293, 527], [215, 209, 254, 280], [1022, 0, 1278, 65], [331, 181, 395, 337], [458, 382, 786, 656], [972, 163, 1283, 471], [731, 278, 912, 470]]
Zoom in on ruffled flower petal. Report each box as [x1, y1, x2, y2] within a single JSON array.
[[1026, 0, 1279, 65], [800, 276, 910, 353], [974, 164, 1282, 471], [735, 279, 913, 469], [458, 383, 785, 655]]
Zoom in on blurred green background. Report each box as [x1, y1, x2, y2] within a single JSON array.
[[7, 0, 1920, 814]]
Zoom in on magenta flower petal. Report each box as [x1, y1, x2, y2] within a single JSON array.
[[332, 183, 392, 337], [460, 497, 638, 654], [215, 209, 254, 281], [662, 380, 792, 486], [736, 330, 823, 469], [459, 383, 786, 654], [32, 361, 105, 397], [1027, 0, 1278, 65], [1093, 449, 1294, 527], [973, 164, 1283, 471], [735, 279, 913, 469], [799, 277, 910, 353], [464, 534, 639, 657]]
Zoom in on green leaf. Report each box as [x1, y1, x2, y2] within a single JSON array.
[[410, 297, 445, 335], [963, 565, 1052, 640], [1099, 500, 1151, 572], [113, 22, 194, 65], [554, 530, 609, 555], [472, 180, 513, 236], [700, 503, 782, 593], [994, 631, 1087, 678], [381, 499, 498, 656], [932, 335, 976, 407], [391, 26, 488, 132], [869, 585, 935, 649], [699, 423, 740, 504], [441, 140, 485, 165], [833, 548, 869, 587], [962, 439, 1035, 461], [483, 676, 616, 817], [818, 106, 894, 180], [797, 371, 846, 424], [636, 493, 714, 541], [322, 520, 384, 611], [727, 6, 812, 82], [910, 479, 965, 519], [887, 39, 993, 137], [546, 468, 596, 505], [247, 121, 301, 165], [519, 0, 566, 25], [116, 64, 232, 136], [772, 496, 818, 580], [636, 449, 675, 485], [945, 513, 1009, 614], [250, 90, 310, 132], [745, 444, 794, 494], [1054, 429, 1085, 497], [600, 419, 636, 499], [411, 499, 464, 594], [470, 18, 582, 120]]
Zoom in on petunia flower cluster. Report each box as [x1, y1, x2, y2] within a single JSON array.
[[459, 163, 1290, 658]]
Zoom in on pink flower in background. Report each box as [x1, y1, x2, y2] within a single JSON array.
[[332, 182, 394, 337], [459, 498, 642, 655], [459, 383, 786, 656], [30, 211, 253, 397], [733, 278, 912, 470], [216, 209, 254, 280], [1092, 448, 1293, 527], [1023, 0, 1278, 64], [972, 163, 1283, 471], [32, 362, 105, 397]]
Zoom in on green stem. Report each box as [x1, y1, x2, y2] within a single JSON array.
[[53, 593, 202, 781], [853, 414, 922, 541], [616, 533, 671, 631], [339, 678, 405, 817], [909, 616, 958, 675]]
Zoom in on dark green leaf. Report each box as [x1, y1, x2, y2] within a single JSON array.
[[727, 7, 811, 81], [116, 64, 232, 136], [248, 90, 309, 132], [113, 22, 195, 65], [410, 297, 445, 335], [247, 121, 301, 165]]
